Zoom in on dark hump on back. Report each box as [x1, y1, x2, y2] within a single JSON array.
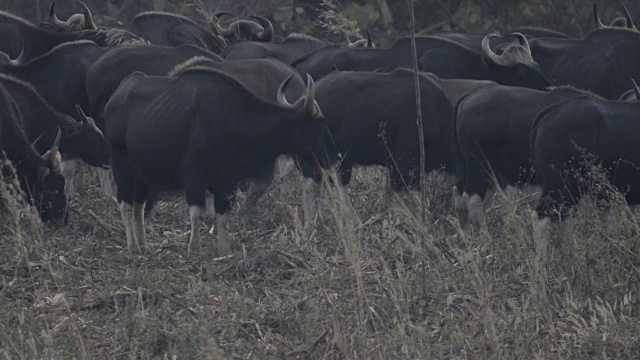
[[584, 27, 640, 41], [389, 67, 443, 91], [394, 35, 478, 54], [133, 11, 201, 26], [19, 40, 101, 67], [548, 85, 604, 100], [168, 56, 222, 77], [171, 66, 255, 97], [176, 44, 223, 60], [290, 44, 342, 67], [510, 26, 571, 39], [0, 11, 36, 27], [282, 33, 325, 45]]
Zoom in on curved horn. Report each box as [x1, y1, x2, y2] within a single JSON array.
[[76, 104, 98, 129], [77, 0, 96, 30], [365, 29, 375, 48], [304, 74, 318, 116], [632, 78, 640, 100], [11, 38, 27, 66], [248, 16, 274, 41], [594, 3, 606, 29], [509, 32, 531, 54], [622, 5, 636, 29], [31, 132, 45, 148], [217, 20, 260, 38], [277, 75, 296, 108], [343, 32, 354, 47], [218, 22, 238, 37], [213, 11, 232, 19], [351, 39, 368, 47], [48, 128, 62, 169], [75, 104, 90, 124], [49, 1, 70, 29], [481, 34, 506, 65]]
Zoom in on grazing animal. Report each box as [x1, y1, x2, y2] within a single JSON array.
[[452, 84, 602, 228], [293, 34, 550, 91], [0, 9, 104, 60], [275, 73, 494, 212], [297, 69, 453, 226], [47, 2, 225, 53], [0, 40, 107, 123], [0, 82, 67, 223], [529, 27, 640, 99], [0, 74, 109, 196], [103, 67, 340, 256], [531, 97, 640, 253], [139, 56, 307, 213]]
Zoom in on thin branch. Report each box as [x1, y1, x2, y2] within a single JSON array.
[[409, 0, 427, 223]]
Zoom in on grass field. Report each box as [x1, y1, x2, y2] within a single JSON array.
[[2, 162, 640, 359]]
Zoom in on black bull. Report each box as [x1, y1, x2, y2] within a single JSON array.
[[529, 28, 640, 99], [103, 66, 339, 256], [292, 35, 550, 91]]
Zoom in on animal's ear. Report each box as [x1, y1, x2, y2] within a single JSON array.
[[365, 29, 375, 48], [304, 74, 320, 118]]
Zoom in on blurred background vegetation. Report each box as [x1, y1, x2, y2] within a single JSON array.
[[2, 0, 640, 46]]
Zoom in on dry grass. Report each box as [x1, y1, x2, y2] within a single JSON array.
[[2, 160, 640, 359]]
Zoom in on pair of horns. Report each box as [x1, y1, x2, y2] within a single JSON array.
[[481, 32, 532, 66], [344, 29, 375, 48], [594, 4, 636, 30], [49, 0, 96, 30], [211, 12, 273, 42], [277, 74, 319, 117]]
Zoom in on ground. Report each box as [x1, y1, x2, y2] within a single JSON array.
[[2, 163, 640, 359]]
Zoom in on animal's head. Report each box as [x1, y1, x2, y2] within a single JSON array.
[[41, 0, 97, 32], [31, 129, 68, 224], [482, 33, 551, 90], [209, 12, 273, 42], [277, 74, 341, 170], [63, 105, 110, 169]]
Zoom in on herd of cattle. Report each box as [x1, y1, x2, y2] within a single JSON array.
[[2, 1, 640, 256]]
